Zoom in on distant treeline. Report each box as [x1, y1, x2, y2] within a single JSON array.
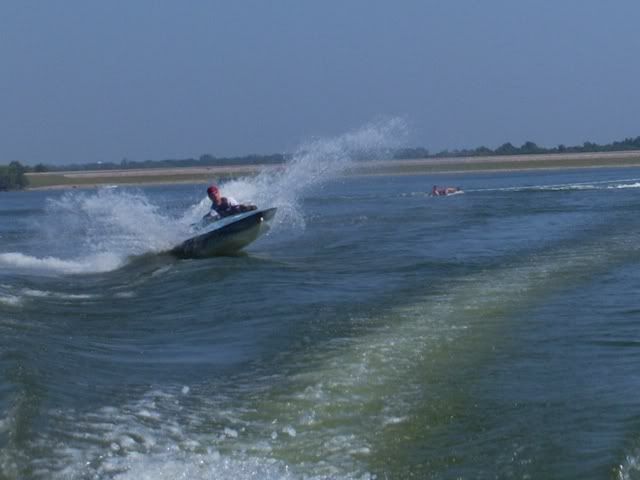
[[393, 135, 640, 160], [0, 161, 29, 191], [44, 153, 288, 173], [5, 135, 640, 180]]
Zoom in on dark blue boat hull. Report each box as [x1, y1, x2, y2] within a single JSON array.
[[171, 208, 277, 258]]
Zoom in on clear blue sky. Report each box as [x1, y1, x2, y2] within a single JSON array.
[[2, 1, 639, 165]]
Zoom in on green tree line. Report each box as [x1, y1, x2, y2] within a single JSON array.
[[0, 161, 29, 191], [50, 134, 640, 171], [46, 153, 288, 172], [393, 135, 640, 159], [5, 134, 640, 176]]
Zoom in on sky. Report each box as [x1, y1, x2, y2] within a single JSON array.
[[1, 0, 640, 165]]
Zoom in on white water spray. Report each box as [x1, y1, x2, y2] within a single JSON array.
[[0, 189, 182, 274], [0, 119, 407, 274], [220, 118, 408, 229]]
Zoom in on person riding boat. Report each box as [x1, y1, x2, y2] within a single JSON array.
[[431, 185, 461, 196], [204, 184, 257, 221]]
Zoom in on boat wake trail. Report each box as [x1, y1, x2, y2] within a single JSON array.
[[475, 177, 640, 193], [21, 222, 639, 479]]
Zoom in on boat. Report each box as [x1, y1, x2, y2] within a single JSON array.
[[171, 208, 277, 258]]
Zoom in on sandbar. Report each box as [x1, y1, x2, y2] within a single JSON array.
[[25, 150, 640, 190]]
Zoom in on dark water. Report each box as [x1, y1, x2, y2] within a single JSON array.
[[1, 164, 640, 479]]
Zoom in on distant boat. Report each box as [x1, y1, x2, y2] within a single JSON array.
[[430, 185, 463, 196]]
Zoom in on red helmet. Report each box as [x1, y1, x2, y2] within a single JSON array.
[[206, 185, 219, 197]]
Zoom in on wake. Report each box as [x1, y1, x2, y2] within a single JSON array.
[[471, 177, 640, 193]]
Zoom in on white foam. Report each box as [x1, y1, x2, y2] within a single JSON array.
[[0, 293, 21, 306], [109, 452, 298, 480], [382, 416, 407, 426], [0, 251, 124, 274], [20, 288, 50, 297], [618, 453, 640, 480], [282, 426, 297, 437], [223, 427, 239, 438], [611, 181, 640, 189], [115, 291, 137, 298], [485, 177, 640, 193], [20, 288, 98, 300]]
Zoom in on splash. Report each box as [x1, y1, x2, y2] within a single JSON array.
[[44, 189, 184, 254], [0, 119, 407, 274], [0, 252, 123, 275], [148, 118, 407, 233], [218, 118, 408, 229], [0, 189, 183, 275]]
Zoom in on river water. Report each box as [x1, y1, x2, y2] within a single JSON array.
[[1, 131, 640, 479]]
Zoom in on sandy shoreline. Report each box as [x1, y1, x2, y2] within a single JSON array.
[[25, 151, 640, 190]]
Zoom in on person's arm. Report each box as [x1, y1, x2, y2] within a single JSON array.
[[225, 196, 257, 213], [203, 208, 221, 221], [241, 204, 257, 211]]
